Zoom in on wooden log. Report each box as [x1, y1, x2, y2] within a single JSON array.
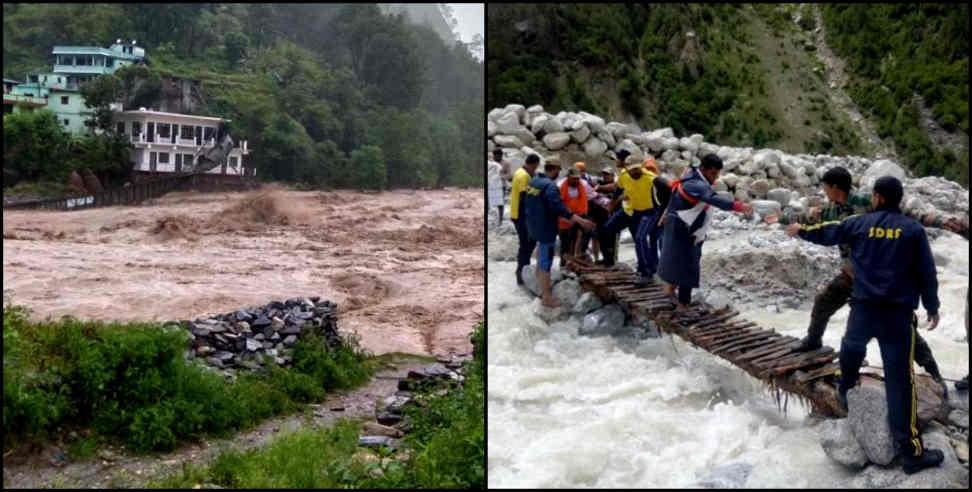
[[691, 310, 740, 330], [761, 346, 835, 371], [736, 338, 800, 362], [689, 319, 754, 337], [794, 362, 841, 384], [709, 330, 777, 354], [759, 350, 837, 378], [694, 327, 759, 345], [749, 345, 803, 368]]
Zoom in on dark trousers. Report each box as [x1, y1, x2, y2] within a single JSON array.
[[513, 217, 536, 273], [601, 208, 649, 269], [840, 302, 923, 458], [559, 221, 591, 259], [810, 270, 940, 376], [634, 209, 661, 277], [589, 202, 613, 262]]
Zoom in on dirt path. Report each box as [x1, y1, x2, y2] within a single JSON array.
[[2, 186, 484, 357], [1, 357, 430, 489], [811, 5, 897, 160]]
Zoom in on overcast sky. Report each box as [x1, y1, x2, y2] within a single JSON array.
[[448, 3, 483, 43]]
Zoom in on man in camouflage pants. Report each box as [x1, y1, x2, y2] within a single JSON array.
[[767, 166, 968, 394]]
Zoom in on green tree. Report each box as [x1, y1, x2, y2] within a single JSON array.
[[224, 31, 249, 66], [80, 74, 124, 132], [347, 145, 386, 191], [3, 110, 73, 185]]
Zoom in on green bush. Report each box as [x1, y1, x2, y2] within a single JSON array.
[[2, 301, 374, 453]]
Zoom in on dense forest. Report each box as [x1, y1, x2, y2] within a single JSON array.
[[487, 3, 967, 185], [3, 3, 484, 191]]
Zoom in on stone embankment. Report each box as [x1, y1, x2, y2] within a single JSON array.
[[487, 104, 969, 223]]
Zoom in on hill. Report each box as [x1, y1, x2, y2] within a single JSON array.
[[487, 3, 967, 185]]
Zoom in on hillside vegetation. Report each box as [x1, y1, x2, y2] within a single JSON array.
[[3, 3, 484, 191], [487, 3, 967, 185]]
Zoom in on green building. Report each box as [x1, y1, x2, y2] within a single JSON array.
[[5, 39, 144, 134]]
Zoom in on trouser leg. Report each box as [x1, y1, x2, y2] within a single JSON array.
[[633, 212, 649, 275], [808, 270, 853, 344], [678, 285, 692, 305], [559, 229, 572, 259], [514, 218, 536, 278], [839, 304, 873, 396], [875, 306, 923, 458], [601, 208, 629, 266]]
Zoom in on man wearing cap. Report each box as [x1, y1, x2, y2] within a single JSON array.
[[787, 176, 945, 475], [557, 167, 594, 266], [524, 161, 595, 307], [511, 154, 540, 285], [765, 166, 962, 395], [617, 161, 661, 285], [594, 149, 637, 267], [658, 154, 753, 310], [575, 162, 595, 187]]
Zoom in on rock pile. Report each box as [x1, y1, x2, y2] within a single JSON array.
[[488, 104, 969, 223], [183, 297, 339, 373]]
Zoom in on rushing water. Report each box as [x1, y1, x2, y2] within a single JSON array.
[[487, 228, 969, 488]]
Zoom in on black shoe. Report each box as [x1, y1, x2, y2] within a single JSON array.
[[515, 267, 524, 286], [836, 385, 849, 413], [794, 336, 822, 353], [901, 448, 944, 475], [956, 375, 969, 391], [634, 273, 655, 287]]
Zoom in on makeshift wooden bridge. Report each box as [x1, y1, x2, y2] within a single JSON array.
[[566, 258, 850, 417]]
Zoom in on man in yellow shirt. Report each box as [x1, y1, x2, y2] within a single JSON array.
[[617, 163, 659, 286], [511, 154, 540, 285]]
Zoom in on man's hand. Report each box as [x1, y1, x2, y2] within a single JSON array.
[[737, 202, 753, 216], [576, 216, 595, 230], [764, 214, 779, 225], [785, 223, 801, 238], [926, 312, 939, 331], [808, 206, 822, 221]]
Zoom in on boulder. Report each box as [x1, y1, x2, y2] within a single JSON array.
[[850, 430, 967, 489], [695, 462, 753, 489], [580, 305, 625, 337], [531, 115, 550, 136], [572, 292, 603, 315], [779, 160, 799, 180], [713, 179, 728, 192], [571, 124, 591, 144], [661, 137, 681, 151], [734, 188, 751, 202], [646, 136, 666, 153], [494, 135, 524, 148], [679, 136, 699, 153], [616, 139, 644, 162], [487, 120, 497, 138], [542, 132, 571, 150], [817, 418, 869, 469], [606, 121, 632, 140], [750, 179, 771, 198], [521, 264, 540, 297], [579, 112, 606, 134], [721, 173, 740, 189], [513, 127, 536, 146], [596, 130, 616, 148], [750, 200, 781, 217], [766, 188, 792, 207], [495, 112, 521, 134], [504, 104, 526, 123], [583, 137, 607, 158], [861, 159, 907, 189], [542, 117, 565, 135], [488, 107, 506, 122], [752, 149, 781, 171], [722, 158, 741, 172], [661, 149, 680, 163], [552, 278, 583, 307]]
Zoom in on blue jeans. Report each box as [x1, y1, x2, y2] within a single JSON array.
[[634, 209, 661, 277], [513, 217, 537, 273], [537, 242, 556, 272]]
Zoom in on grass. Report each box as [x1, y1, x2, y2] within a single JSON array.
[[2, 299, 374, 454], [2, 180, 69, 199], [147, 322, 486, 489]]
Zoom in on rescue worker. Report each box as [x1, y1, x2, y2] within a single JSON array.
[[788, 176, 944, 475], [557, 168, 592, 265], [658, 154, 753, 310], [575, 161, 595, 187], [589, 169, 615, 263], [524, 161, 595, 307], [511, 154, 540, 285], [767, 166, 961, 394], [615, 161, 659, 285], [594, 149, 632, 266]]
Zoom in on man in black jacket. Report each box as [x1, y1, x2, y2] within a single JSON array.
[[789, 176, 944, 475]]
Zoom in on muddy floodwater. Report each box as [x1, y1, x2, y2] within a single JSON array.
[[2, 186, 484, 357]]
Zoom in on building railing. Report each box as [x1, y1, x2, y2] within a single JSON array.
[[3, 94, 48, 106]]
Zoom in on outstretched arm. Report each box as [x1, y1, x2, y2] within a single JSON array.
[[791, 217, 853, 246]]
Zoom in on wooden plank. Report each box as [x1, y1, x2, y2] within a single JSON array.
[[795, 362, 841, 384], [692, 310, 740, 330], [709, 330, 777, 354], [760, 350, 837, 378], [695, 327, 758, 345], [749, 346, 802, 368], [721, 336, 789, 360], [760, 347, 835, 372], [690, 319, 753, 337], [736, 338, 800, 362]]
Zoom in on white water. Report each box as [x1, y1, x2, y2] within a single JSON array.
[[487, 227, 969, 488]]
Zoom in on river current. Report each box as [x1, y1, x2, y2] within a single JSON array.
[[487, 227, 969, 488]]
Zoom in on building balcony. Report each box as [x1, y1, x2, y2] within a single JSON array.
[[3, 94, 48, 107], [53, 65, 113, 75]]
